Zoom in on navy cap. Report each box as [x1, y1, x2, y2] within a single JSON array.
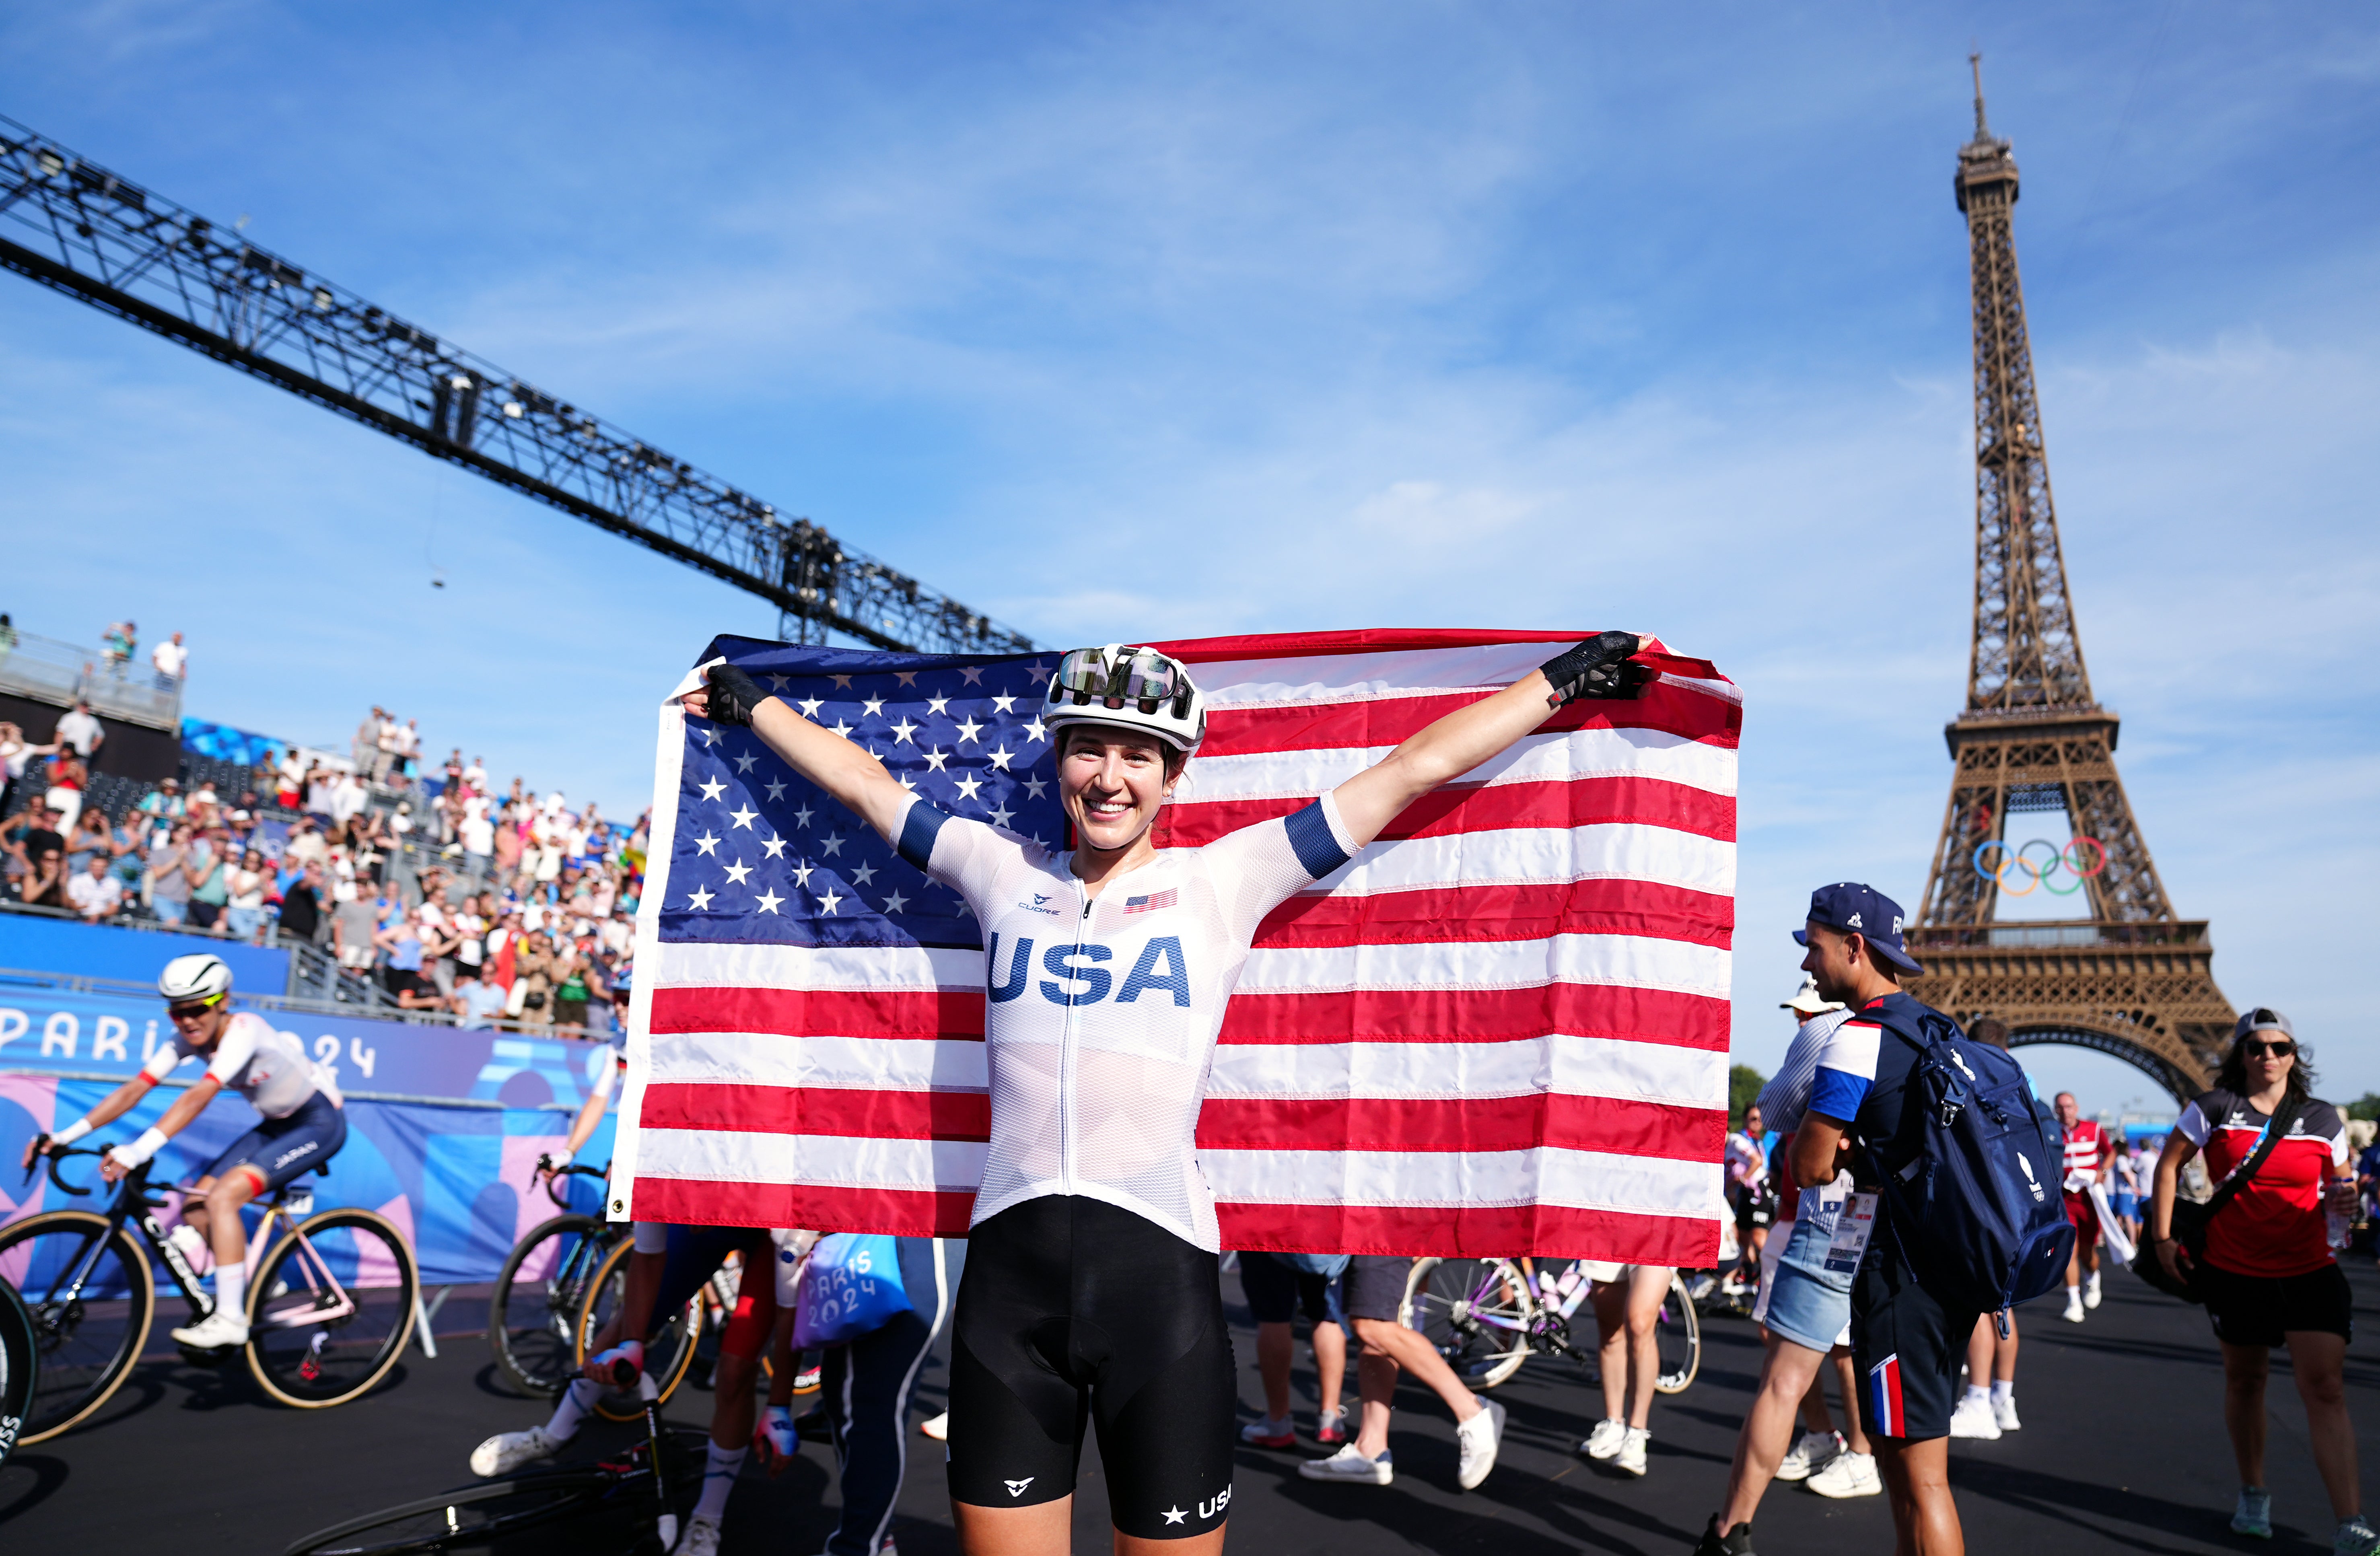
[[1792, 882, 1925, 975]]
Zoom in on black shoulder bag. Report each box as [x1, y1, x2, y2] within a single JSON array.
[[2132, 1095, 2304, 1305]]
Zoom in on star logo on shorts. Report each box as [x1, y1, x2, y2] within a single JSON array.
[[1162, 1507, 1188, 1525], [1005, 1478, 1034, 1498]]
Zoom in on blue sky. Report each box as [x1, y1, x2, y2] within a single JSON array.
[[4, 4, 2374, 1106]]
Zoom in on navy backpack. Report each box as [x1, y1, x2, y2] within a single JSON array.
[[1862, 1002, 2076, 1315]]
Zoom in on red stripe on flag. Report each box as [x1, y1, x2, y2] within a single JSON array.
[[1251, 881, 1735, 952], [1217, 1199, 1721, 1264], [632, 1177, 977, 1238], [1196, 1093, 1725, 1161], [640, 1082, 990, 1140], [1196, 683, 1737, 757], [1218, 982, 1730, 1049], [649, 986, 986, 1040], [1158, 773, 1735, 849], [1147, 630, 1729, 695]]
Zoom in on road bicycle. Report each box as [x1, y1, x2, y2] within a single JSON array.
[[1401, 1257, 1700, 1395], [486, 1159, 623, 1399], [282, 1379, 702, 1555], [1, 1275, 36, 1467], [0, 1144, 418, 1440]]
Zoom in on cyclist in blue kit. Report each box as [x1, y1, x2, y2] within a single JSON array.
[[686, 631, 1653, 1554]]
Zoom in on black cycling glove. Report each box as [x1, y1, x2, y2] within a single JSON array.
[[1540, 631, 1652, 706], [704, 662, 771, 726]]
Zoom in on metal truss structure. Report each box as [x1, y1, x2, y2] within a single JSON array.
[[1906, 62, 2235, 1099], [0, 112, 1031, 655]]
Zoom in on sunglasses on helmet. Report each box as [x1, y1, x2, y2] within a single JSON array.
[[1048, 647, 1194, 720]]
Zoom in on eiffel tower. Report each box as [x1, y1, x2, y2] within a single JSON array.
[[1904, 58, 2235, 1100]]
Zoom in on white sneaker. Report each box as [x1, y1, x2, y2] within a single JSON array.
[[1456, 1398, 1506, 1490], [1949, 1397, 2003, 1440], [1239, 1414, 1295, 1447], [169, 1309, 250, 1349], [471, 1425, 566, 1478], [1580, 1416, 1627, 1461], [673, 1516, 721, 1556], [1993, 1393, 2022, 1432], [1298, 1444, 1393, 1485], [1775, 1429, 1843, 1481], [2084, 1274, 2102, 1310], [1615, 1425, 1649, 1477], [2063, 1291, 2086, 1323], [1806, 1449, 1882, 1498], [919, 1411, 949, 1442]]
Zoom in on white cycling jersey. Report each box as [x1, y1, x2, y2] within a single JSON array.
[[897, 789, 1358, 1251], [142, 1009, 340, 1118]]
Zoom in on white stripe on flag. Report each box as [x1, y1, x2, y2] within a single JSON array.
[[1238, 931, 1730, 1000], [636, 1127, 989, 1194], [650, 1030, 988, 1091], [1202, 1143, 1721, 1218], [648, 941, 985, 993], [1206, 1032, 1728, 1109], [1192, 644, 1587, 708], [1316, 823, 1734, 899], [1172, 724, 1738, 803]]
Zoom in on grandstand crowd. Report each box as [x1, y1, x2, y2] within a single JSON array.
[[0, 696, 644, 1039]]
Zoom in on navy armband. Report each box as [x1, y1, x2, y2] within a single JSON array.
[[897, 802, 951, 872], [1284, 799, 1352, 879]]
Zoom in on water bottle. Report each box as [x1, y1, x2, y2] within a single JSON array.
[[1555, 1267, 1592, 1319]]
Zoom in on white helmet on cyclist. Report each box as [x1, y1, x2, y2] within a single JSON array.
[[1043, 645, 1206, 758], [159, 952, 234, 1004]]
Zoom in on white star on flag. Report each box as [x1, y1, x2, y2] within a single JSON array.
[[955, 716, 983, 744], [817, 889, 843, 915], [992, 694, 1017, 713], [754, 888, 784, 914], [695, 832, 721, 856], [723, 859, 753, 885], [762, 833, 787, 859], [698, 777, 726, 801], [729, 805, 759, 830], [685, 885, 715, 910], [953, 774, 983, 801], [733, 751, 758, 773]]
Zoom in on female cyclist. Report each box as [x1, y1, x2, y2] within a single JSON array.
[[686, 631, 1651, 1555], [2151, 1009, 2374, 1552]]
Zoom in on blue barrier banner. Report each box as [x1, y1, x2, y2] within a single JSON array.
[[1, 986, 625, 1285], [0, 916, 290, 994], [0, 985, 606, 1109], [0, 1074, 615, 1288]]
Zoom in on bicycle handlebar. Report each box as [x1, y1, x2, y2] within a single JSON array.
[[32, 1144, 110, 1197], [533, 1154, 612, 1208]]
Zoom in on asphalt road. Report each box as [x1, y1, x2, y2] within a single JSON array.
[[8, 1258, 2380, 1555]]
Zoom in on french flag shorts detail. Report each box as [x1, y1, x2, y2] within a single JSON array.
[[1866, 1353, 1904, 1439]]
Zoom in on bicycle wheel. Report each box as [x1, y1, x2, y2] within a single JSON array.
[[246, 1208, 418, 1409], [489, 1214, 612, 1398], [1654, 1271, 1701, 1394], [0, 1277, 38, 1467], [0, 1209, 153, 1443], [1401, 1256, 1535, 1389], [279, 1467, 614, 1555], [573, 1237, 702, 1421]]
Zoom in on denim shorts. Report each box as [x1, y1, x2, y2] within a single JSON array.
[[1761, 1211, 1853, 1353]]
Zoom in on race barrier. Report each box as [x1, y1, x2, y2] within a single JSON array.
[[4, 913, 292, 992], [0, 983, 618, 1287]]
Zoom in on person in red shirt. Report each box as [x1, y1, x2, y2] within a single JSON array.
[[2151, 1008, 2372, 1552], [2055, 1092, 2118, 1322]]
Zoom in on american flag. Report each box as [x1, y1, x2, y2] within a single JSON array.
[[615, 628, 1738, 1264]]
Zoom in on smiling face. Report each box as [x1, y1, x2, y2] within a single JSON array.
[[1059, 724, 1182, 856]]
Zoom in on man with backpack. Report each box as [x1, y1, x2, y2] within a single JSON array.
[[1786, 883, 2072, 1556]]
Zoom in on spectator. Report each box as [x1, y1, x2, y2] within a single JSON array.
[[1580, 1263, 1674, 1477], [184, 830, 229, 929], [285, 816, 328, 869], [101, 620, 136, 674], [354, 706, 384, 776], [136, 776, 186, 827], [54, 698, 104, 762], [151, 629, 187, 684], [331, 877, 379, 972], [551, 940, 592, 1037], [1237, 1253, 1350, 1449], [1726, 1104, 1775, 1302], [224, 848, 271, 941], [0, 721, 57, 821], [510, 931, 559, 1031], [146, 821, 195, 925], [67, 852, 124, 922], [65, 804, 118, 877], [186, 779, 219, 829], [1299, 1256, 1505, 1489], [1790, 883, 1973, 1556], [2151, 1009, 2372, 1550], [43, 749, 88, 833], [330, 768, 369, 830], [279, 859, 325, 943], [452, 967, 510, 1030], [22, 839, 66, 908]]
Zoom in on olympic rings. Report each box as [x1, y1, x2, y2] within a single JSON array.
[[1972, 836, 2108, 897]]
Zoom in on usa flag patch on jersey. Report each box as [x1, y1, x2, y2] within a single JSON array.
[[1123, 888, 1178, 915]]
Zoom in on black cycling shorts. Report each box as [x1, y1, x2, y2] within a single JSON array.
[[947, 1196, 1236, 1540], [204, 1091, 346, 1196]]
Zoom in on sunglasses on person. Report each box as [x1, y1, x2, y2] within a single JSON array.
[[2240, 1039, 2296, 1060], [167, 998, 223, 1023]]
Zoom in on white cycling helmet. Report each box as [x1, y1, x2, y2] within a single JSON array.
[[1043, 644, 1207, 757], [158, 952, 234, 1004]]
